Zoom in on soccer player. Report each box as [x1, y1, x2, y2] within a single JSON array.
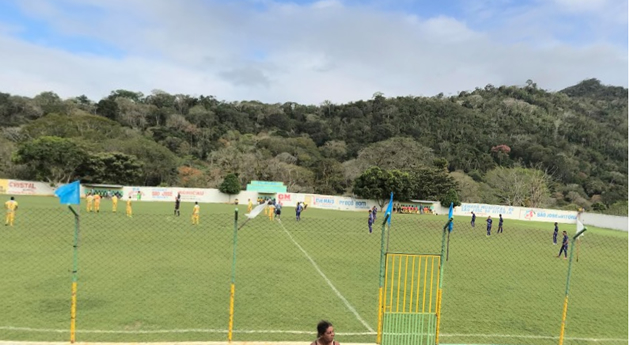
[[470, 211, 476, 227], [112, 194, 118, 213], [5, 196, 18, 226], [93, 193, 101, 213], [296, 202, 303, 221], [247, 199, 253, 213], [86, 193, 93, 212], [191, 202, 200, 225], [275, 202, 282, 219], [268, 201, 275, 221], [557, 231, 569, 259], [372, 206, 377, 222], [497, 214, 504, 233], [486, 216, 492, 236], [368, 209, 374, 233], [174, 193, 181, 216], [126, 196, 133, 218], [553, 222, 559, 245]]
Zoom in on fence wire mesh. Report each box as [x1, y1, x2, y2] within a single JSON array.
[[0, 201, 627, 345], [0, 207, 73, 342], [232, 210, 382, 343]]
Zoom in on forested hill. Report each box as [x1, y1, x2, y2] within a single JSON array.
[[0, 78, 627, 215]]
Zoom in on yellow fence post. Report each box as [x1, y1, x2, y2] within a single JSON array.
[[68, 206, 80, 344]]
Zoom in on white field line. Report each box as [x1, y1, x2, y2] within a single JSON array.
[[0, 341, 374, 345], [276, 219, 375, 333], [0, 342, 373, 345], [439, 333, 627, 342], [0, 327, 626, 343], [0, 326, 370, 335]]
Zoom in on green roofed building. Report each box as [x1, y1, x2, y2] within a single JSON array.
[[246, 181, 287, 194]]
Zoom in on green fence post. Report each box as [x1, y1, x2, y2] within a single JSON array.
[[435, 218, 451, 344], [558, 228, 587, 345], [377, 213, 391, 344]]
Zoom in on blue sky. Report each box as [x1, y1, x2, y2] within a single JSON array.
[[0, 0, 626, 103], [0, 1, 126, 57]]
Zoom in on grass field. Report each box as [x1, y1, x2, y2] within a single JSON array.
[[0, 195, 627, 345]]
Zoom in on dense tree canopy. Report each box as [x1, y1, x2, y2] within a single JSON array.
[[0, 78, 626, 214]]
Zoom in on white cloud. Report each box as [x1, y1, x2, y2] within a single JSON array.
[[0, 0, 626, 104], [551, 0, 609, 13]]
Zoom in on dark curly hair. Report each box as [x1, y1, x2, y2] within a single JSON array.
[[317, 320, 333, 337]]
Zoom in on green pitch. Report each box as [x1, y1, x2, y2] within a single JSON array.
[[0, 196, 627, 344]]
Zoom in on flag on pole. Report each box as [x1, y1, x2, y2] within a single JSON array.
[[448, 202, 454, 232], [246, 203, 267, 219], [576, 219, 585, 238], [385, 192, 394, 225], [54, 180, 81, 205]]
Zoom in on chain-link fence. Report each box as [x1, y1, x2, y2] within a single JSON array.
[[433, 218, 628, 345], [0, 207, 73, 342], [0, 205, 627, 344]]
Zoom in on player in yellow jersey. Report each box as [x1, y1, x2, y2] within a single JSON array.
[[191, 202, 200, 225], [112, 194, 118, 212], [93, 194, 101, 213], [86, 193, 93, 212], [268, 200, 275, 221], [5, 196, 18, 226], [126, 196, 132, 218], [247, 199, 253, 213]]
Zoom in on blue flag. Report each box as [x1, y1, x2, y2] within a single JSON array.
[[385, 192, 394, 225], [54, 180, 81, 205], [448, 202, 454, 232]]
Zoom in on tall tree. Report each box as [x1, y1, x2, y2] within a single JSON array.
[[219, 173, 241, 201], [484, 167, 551, 207], [411, 167, 458, 201], [13, 136, 88, 185], [79, 152, 143, 185], [353, 167, 413, 209]]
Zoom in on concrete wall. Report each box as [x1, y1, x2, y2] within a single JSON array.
[[581, 212, 628, 231]]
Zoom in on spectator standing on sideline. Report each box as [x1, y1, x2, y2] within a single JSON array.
[[310, 320, 339, 345]]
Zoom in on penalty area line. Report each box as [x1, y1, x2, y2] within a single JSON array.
[[276, 219, 375, 333]]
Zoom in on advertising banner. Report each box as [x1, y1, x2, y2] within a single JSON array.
[[7, 180, 55, 196], [520, 208, 577, 223], [0, 179, 7, 194], [310, 195, 336, 209]]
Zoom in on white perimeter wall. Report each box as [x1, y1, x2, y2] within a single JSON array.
[[1, 179, 626, 231], [581, 212, 628, 231]]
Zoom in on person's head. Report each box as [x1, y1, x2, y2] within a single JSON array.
[[488, 216, 491, 219], [499, 214, 502, 217], [555, 222, 558, 226], [195, 201, 198, 205], [10, 196, 14, 201], [471, 211, 474, 214], [563, 231, 567, 235], [317, 320, 335, 342]]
